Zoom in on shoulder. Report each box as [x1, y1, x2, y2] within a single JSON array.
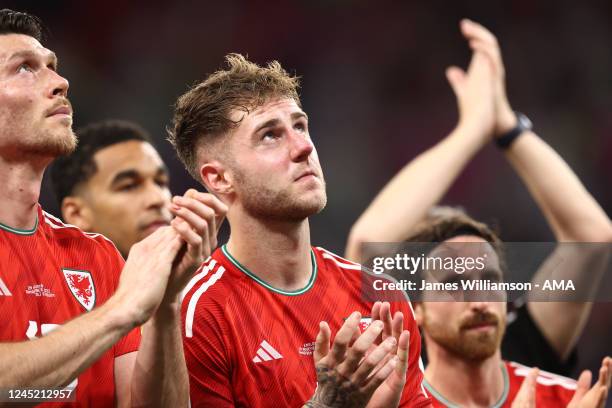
[[314, 246, 414, 311], [41, 210, 120, 255], [181, 253, 233, 338], [507, 361, 576, 403], [314, 246, 363, 274]]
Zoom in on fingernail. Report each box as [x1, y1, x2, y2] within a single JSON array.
[[171, 204, 180, 211]]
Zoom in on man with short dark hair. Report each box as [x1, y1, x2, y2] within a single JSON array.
[[346, 19, 612, 407], [0, 9, 225, 407], [50, 120, 172, 257], [169, 54, 431, 407]]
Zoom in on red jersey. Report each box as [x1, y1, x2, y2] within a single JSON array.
[[0, 206, 141, 407], [425, 360, 575, 407], [181, 245, 430, 407]]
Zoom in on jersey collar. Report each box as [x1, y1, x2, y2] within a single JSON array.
[[423, 362, 510, 408], [221, 244, 317, 296]]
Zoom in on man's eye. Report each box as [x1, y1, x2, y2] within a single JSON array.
[[17, 63, 33, 74], [118, 183, 138, 192], [295, 122, 306, 132], [262, 130, 277, 140]]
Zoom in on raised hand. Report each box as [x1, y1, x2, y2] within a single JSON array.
[[366, 301, 410, 407], [568, 357, 612, 408], [446, 19, 496, 143], [112, 226, 184, 325], [459, 19, 517, 137], [511, 367, 539, 408], [166, 189, 227, 301], [304, 312, 399, 407]]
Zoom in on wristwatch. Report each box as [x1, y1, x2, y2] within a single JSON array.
[[495, 112, 532, 149]]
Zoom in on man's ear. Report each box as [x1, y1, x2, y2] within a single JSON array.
[[61, 196, 93, 231], [200, 162, 234, 195], [414, 302, 424, 327]]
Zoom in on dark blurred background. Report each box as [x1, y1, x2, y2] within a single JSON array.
[[7, 0, 610, 391]]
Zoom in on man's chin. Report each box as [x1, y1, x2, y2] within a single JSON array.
[[30, 130, 77, 158]]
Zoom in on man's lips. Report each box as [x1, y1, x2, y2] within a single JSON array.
[[47, 105, 72, 117], [463, 322, 496, 330], [141, 220, 170, 232], [295, 170, 317, 181]]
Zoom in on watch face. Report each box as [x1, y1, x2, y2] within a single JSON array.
[[518, 113, 532, 130]]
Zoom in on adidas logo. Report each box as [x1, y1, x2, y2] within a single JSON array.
[[252, 340, 283, 363], [0, 277, 12, 296]]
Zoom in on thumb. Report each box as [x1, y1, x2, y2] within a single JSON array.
[[568, 370, 592, 407], [313, 321, 331, 364], [446, 66, 466, 97], [512, 367, 538, 408]]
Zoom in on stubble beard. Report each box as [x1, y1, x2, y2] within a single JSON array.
[[233, 166, 328, 223], [424, 311, 506, 362]]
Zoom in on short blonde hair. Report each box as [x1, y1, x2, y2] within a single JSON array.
[[168, 53, 301, 180]]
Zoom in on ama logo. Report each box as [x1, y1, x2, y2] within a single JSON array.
[[62, 269, 96, 311]]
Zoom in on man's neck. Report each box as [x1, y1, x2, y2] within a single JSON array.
[[225, 208, 313, 292], [425, 342, 506, 408], [0, 156, 47, 230]]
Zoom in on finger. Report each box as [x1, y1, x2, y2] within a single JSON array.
[[513, 367, 538, 407], [171, 196, 215, 238], [171, 216, 206, 255], [460, 19, 498, 47], [147, 225, 182, 253], [184, 189, 228, 233], [468, 40, 503, 76], [602, 357, 612, 389], [338, 320, 384, 376], [395, 330, 410, 378], [360, 356, 399, 396], [351, 336, 397, 384], [380, 302, 393, 340], [371, 301, 381, 322], [330, 312, 361, 365], [579, 370, 592, 396], [391, 311, 404, 343], [596, 360, 610, 389], [446, 66, 466, 97], [314, 321, 331, 365]]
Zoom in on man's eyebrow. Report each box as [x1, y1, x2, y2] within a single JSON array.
[[254, 112, 308, 133], [110, 169, 140, 185], [111, 165, 169, 185], [7, 49, 58, 69], [254, 118, 280, 133], [157, 164, 169, 177], [291, 111, 308, 121]]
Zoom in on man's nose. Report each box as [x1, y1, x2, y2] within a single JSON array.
[[289, 129, 314, 162]]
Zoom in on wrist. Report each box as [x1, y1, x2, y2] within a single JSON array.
[[449, 123, 489, 152], [495, 107, 518, 137], [152, 296, 181, 321], [102, 294, 142, 332]]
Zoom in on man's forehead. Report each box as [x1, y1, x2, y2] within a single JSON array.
[[0, 33, 54, 63], [93, 140, 165, 174], [229, 98, 305, 126]]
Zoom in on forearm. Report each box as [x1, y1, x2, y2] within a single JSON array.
[[0, 296, 135, 389], [130, 297, 189, 408], [527, 243, 610, 359], [347, 125, 486, 262], [504, 131, 612, 242]]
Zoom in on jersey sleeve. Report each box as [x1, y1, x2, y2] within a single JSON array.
[[396, 297, 431, 407], [182, 291, 234, 408]]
